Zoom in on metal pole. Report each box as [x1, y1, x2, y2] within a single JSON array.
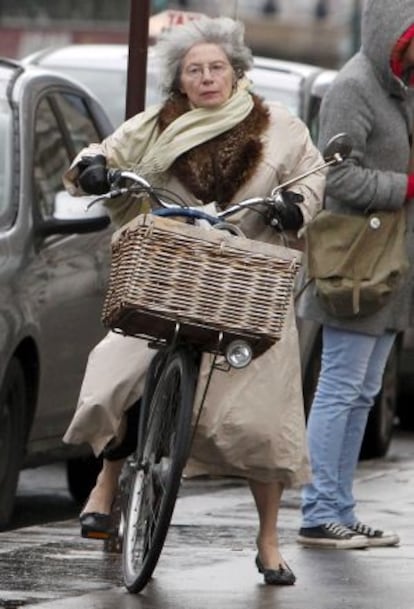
[[125, 0, 150, 121]]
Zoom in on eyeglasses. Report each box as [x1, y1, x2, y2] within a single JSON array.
[[182, 61, 232, 80]]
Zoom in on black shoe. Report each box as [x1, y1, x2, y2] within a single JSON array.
[[79, 512, 111, 540], [347, 522, 400, 547], [255, 554, 296, 585], [297, 523, 368, 549]]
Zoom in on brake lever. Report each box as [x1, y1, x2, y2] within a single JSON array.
[[85, 187, 129, 210]]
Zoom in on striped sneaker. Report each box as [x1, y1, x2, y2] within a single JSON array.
[[297, 523, 369, 549], [347, 522, 400, 547]]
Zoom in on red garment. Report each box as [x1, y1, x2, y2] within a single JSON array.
[[390, 24, 414, 85], [406, 174, 414, 199]]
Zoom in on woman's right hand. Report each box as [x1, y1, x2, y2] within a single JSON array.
[[77, 154, 110, 195]]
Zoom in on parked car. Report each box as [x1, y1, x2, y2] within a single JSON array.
[[23, 44, 160, 127], [23, 44, 407, 461], [0, 57, 117, 528]]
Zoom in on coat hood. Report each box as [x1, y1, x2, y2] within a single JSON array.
[[361, 0, 414, 92]]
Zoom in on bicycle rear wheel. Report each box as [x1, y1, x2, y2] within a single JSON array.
[[122, 347, 197, 592]]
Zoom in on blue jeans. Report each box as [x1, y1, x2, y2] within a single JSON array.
[[301, 325, 396, 528]]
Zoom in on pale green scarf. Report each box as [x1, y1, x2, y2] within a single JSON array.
[[103, 79, 254, 180], [63, 80, 255, 226]]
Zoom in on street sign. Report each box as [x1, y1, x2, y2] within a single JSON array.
[[149, 9, 205, 38]]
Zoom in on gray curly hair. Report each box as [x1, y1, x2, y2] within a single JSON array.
[[154, 16, 253, 95]]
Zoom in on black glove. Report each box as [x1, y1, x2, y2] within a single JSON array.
[[266, 191, 304, 231], [76, 154, 110, 195]]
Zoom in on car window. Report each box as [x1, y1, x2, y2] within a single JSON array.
[[54, 66, 162, 127], [52, 92, 101, 155], [54, 67, 128, 128], [251, 83, 301, 116], [33, 97, 71, 219], [248, 69, 302, 117], [0, 100, 12, 218], [307, 95, 323, 143], [37, 51, 163, 126]]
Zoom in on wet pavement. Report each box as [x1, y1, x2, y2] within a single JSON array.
[[1, 432, 414, 608]]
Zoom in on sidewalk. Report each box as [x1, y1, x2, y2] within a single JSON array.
[[0, 441, 413, 609]]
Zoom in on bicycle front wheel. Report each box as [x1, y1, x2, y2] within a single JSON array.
[[122, 348, 197, 593]]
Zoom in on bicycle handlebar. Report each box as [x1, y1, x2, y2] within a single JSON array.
[[90, 169, 282, 224], [85, 131, 352, 222]]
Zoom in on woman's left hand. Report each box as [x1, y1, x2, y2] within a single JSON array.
[[266, 191, 304, 231]]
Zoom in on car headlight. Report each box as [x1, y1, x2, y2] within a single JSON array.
[[225, 340, 253, 369]]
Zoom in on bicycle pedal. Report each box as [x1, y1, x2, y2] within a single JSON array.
[[81, 529, 111, 540]]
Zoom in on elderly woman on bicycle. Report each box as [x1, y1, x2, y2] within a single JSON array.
[[62, 16, 325, 586]]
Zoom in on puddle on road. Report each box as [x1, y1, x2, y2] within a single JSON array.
[[0, 538, 122, 606], [0, 523, 296, 606]]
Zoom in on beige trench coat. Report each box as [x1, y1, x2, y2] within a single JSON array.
[[63, 102, 326, 488]]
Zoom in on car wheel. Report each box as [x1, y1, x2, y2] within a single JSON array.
[[66, 454, 103, 505], [0, 358, 27, 529], [359, 341, 399, 460], [396, 392, 414, 430]]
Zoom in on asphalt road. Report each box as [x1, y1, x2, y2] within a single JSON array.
[[1, 429, 414, 608]]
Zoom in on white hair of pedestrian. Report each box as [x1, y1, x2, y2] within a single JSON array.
[[154, 16, 253, 95]]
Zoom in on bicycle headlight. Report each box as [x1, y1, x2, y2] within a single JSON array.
[[225, 340, 253, 369]]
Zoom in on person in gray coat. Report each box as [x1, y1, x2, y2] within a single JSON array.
[[296, 0, 414, 549]]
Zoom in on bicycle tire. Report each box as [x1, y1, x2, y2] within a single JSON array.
[[122, 347, 197, 592]]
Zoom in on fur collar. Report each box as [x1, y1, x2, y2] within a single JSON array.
[[158, 94, 270, 208]]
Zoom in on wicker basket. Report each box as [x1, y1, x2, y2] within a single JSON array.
[[102, 214, 302, 356]]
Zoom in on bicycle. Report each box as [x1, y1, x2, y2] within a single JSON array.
[[91, 132, 351, 593]]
